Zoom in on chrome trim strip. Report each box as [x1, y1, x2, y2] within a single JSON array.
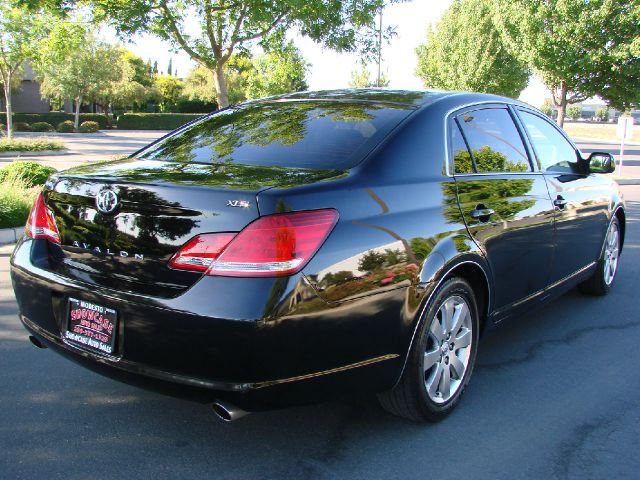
[[253, 354, 400, 389], [545, 262, 596, 292]]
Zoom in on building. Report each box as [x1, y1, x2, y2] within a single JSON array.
[[0, 63, 51, 113]]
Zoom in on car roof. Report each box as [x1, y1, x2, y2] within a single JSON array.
[[249, 88, 534, 111]]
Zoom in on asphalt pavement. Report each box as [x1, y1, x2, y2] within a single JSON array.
[[1, 186, 639, 479]]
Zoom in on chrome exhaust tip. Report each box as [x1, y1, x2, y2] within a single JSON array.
[[28, 335, 47, 349], [211, 401, 249, 422]]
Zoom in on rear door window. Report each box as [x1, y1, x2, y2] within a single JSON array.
[[137, 102, 414, 170], [457, 108, 531, 173]]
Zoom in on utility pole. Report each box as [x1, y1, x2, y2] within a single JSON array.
[[377, 10, 383, 87]]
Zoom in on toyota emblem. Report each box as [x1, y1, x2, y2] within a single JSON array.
[[95, 189, 119, 214]]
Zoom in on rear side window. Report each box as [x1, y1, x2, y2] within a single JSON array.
[[457, 108, 531, 173], [451, 122, 474, 174], [137, 101, 414, 170], [518, 110, 579, 173]]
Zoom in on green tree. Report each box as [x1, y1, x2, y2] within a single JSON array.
[[492, 0, 640, 126], [349, 60, 389, 88], [153, 74, 184, 111], [95, 48, 149, 123], [566, 105, 581, 120], [415, 0, 529, 98], [0, 1, 47, 139], [183, 56, 252, 107], [539, 100, 553, 117], [595, 107, 608, 122], [37, 22, 122, 129], [245, 41, 308, 99], [92, 0, 397, 108], [358, 250, 386, 273]]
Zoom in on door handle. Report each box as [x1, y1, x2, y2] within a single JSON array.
[[553, 196, 567, 209], [470, 207, 495, 221]]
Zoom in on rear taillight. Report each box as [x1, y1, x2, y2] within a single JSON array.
[[25, 192, 60, 244], [168, 233, 236, 272], [170, 209, 338, 277], [209, 209, 338, 276]]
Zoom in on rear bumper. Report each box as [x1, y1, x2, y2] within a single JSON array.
[[10, 238, 412, 410]]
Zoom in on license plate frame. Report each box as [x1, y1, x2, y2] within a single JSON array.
[[64, 297, 118, 355]]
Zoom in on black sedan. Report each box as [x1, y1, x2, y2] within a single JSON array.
[[10, 89, 624, 422]]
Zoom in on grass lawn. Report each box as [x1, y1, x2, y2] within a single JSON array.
[[564, 122, 640, 143], [0, 137, 65, 152]]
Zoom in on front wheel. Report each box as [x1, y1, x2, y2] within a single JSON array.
[[378, 277, 479, 422], [579, 217, 621, 296]]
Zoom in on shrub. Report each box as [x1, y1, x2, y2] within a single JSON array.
[[30, 121, 55, 132], [57, 120, 76, 133], [0, 123, 5, 133], [595, 107, 609, 122], [567, 105, 582, 119], [0, 138, 64, 153], [174, 99, 217, 113], [78, 121, 100, 133], [117, 113, 204, 130], [0, 172, 38, 229], [14, 122, 32, 132], [0, 161, 57, 187], [0, 112, 109, 129]]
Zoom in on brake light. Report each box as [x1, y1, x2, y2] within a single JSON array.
[[208, 209, 338, 276], [25, 192, 60, 244], [168, 233, 236, 272]]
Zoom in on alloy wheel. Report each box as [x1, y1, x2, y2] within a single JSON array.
[[603, 222, 620, 286], [424, 295, 473, 404]]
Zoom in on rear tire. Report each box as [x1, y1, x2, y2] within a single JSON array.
[[378, 277, 479, 422], [579, 217, 620, 296]]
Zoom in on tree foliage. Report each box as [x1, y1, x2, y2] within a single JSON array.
[[492, 0, 640, 126], [349, 61, 389, 88], [36, 21, 122, 129], [415, 0, 529, 98], [91, 0, 394, 108], [245, 41, 308, 99], [153, 74, 184, 111], [0, 1, 48, 138]]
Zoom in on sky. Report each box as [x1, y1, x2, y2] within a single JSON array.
[[109, 0, 550, 107]]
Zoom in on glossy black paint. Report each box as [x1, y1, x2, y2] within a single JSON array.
[[10, 89, 625, 412]]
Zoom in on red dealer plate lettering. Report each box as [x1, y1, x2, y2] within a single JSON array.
[[65, 298, 118, 355]]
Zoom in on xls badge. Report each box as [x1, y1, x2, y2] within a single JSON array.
[[226, 200, 250, 208]]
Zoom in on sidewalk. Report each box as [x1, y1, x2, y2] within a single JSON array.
[[575, 138, 640, 185], [0, 130, 169, 170]]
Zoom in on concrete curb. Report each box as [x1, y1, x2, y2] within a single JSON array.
[[0, 227, 23, 245], [615, 179, 640, 186], [0, 150, 70, 158]]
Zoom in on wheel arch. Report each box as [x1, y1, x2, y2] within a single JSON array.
[[394, 256, 492, 387], [614, 206, 626, 252]]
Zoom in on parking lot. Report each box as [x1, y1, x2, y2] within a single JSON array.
[[1, 133, 639, 479]]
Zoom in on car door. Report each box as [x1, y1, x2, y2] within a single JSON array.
[[451, 105, 555, 318], [515, 108, 610, 284]]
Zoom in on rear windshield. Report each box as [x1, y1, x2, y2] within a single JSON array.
[[136, 101, 414, 169]]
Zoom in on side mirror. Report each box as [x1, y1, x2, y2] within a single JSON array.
[[587, 152, 615, 174]]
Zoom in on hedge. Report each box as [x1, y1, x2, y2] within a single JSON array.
[[0, 161, 57, 187], [0, 112, 108, 129], [117, 113, 205, 130]]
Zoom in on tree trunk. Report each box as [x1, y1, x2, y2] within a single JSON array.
[[74, 96, 82, 131], [3, 77, 13, 140], [555, 81, 568, 128], [212, 64, 229, 109]]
